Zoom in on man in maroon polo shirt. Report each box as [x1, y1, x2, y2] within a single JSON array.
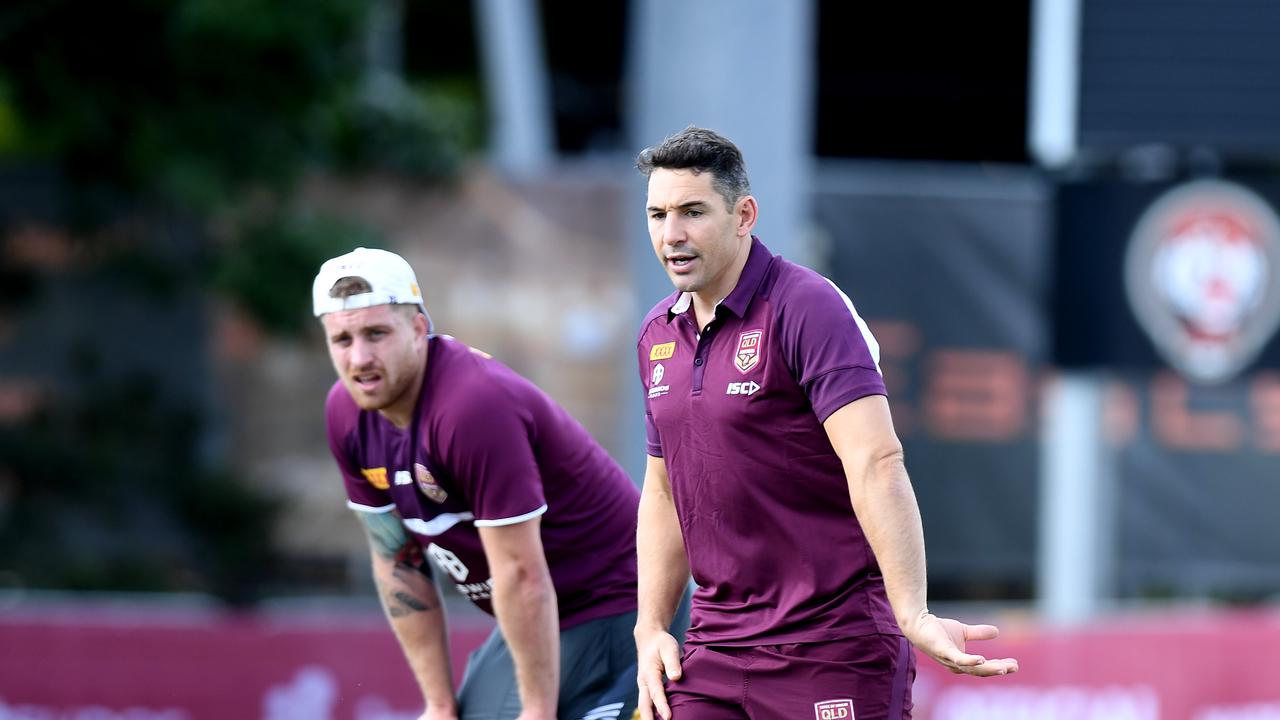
[[314, 248, 642, 720], [632, 127, 1019, 720]]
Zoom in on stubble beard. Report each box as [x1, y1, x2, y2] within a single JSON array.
[[345, 369, 406, 413], [670, 273, 702, 293]]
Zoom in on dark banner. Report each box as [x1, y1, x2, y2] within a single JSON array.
[[1077, 0, 1280, 157], [815, 166, 1050, 598], [1053, 176, 1280, 377], [816, 165, 1280, 601], [1104, 369, 1280, 598], [1057, 175, 1280, 597]]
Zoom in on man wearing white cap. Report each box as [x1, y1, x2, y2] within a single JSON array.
[[313, 247, 648, 720]]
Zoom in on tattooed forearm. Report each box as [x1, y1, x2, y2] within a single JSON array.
[[359, 510, 410, 559], [387, 589, 439, 617], [359, 510, 442, 618]]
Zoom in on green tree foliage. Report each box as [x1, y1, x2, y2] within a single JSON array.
[[0, 0, 476, 601], [0, 0, 472, 207], [0, 0, 475, 327], [1, 0, 359, 205], [210, 210, 380, 335]]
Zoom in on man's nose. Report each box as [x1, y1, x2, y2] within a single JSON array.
[[349, 338, 374, 366], [662, 215, 685, 245]]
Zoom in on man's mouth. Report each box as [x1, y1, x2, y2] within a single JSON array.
[[352, 372, 382, 390], [667, 253, 697, 271]]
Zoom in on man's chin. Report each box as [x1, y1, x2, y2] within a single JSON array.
[[348, 387, 389, 411], [667, 273, 699, 292]]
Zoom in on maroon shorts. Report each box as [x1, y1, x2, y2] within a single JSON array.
[[666, 634, 915, 720]]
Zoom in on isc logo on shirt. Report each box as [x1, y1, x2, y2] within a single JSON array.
[[814, 699, 854, 720], [726, 381, 760, 396]]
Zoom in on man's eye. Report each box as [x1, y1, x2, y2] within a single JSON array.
[[686, 209, 702, 217], [650, 212, 665, 220]]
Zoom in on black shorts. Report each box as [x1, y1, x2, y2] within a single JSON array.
[[457, 610, 639, 720]]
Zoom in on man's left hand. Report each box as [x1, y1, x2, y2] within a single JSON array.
[[902, 611, 1019, 677]]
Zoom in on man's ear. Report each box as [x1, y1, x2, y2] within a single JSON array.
[[735, 195, 759, 237]]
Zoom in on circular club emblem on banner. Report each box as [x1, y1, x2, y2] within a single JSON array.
[[1125, 179, 1280, 384]]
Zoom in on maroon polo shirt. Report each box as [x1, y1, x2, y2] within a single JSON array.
[[327, 335, 639, 629], [637, 237, 900, 646]]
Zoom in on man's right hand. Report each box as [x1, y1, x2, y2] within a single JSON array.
[[635, 629, 682, 720]]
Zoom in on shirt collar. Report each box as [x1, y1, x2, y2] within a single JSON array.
[[668, 291, 691, 317], [721, 236, 772, 317], [666, 236, 773, 320]]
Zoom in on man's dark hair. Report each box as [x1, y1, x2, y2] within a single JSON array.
[[328, 275, 419, 321], [635, 126, 751, 208], [328, 276, 373, 298]]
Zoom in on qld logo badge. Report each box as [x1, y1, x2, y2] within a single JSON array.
[[1126, 179, 1280, 384], [814, 699, 854, 720], [414, 463, 448, 503], [734, 329, 763, 374]]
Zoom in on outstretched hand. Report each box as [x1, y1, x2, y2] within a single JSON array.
[[903, 612, 1019, 677]]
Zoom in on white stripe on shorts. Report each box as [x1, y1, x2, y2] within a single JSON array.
[[581, 701, 624, 720]]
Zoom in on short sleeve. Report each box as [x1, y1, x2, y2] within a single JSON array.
[[779, 276, 887, 423], [644, 408, 663, 457], [637, 339, 664, 457], [437, 392, 547, 526], [325, 383, 395, 513]]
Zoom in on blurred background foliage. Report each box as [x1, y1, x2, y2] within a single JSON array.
[[0, 0, 476, 208], [0, 368, 278, 604], [0, 0, 479, 602]]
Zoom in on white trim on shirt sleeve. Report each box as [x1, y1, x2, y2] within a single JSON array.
[[347, 500, 397, 514], [473, 504, 549, 527], [822, 276, 883, 373]]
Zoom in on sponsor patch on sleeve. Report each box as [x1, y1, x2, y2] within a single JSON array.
[[360, 467, 390, 490], [650, 341, 676, 360]]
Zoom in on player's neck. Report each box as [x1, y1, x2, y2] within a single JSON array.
[[692, 238, 751, 329]]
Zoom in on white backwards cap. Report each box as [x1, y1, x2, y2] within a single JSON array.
[[312, 247, 433, 331]]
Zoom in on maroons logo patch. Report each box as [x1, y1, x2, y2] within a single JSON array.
[[414, 463, 447, 503], [734, 329, 763, 374], [1126, 179, 1280, 384]]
